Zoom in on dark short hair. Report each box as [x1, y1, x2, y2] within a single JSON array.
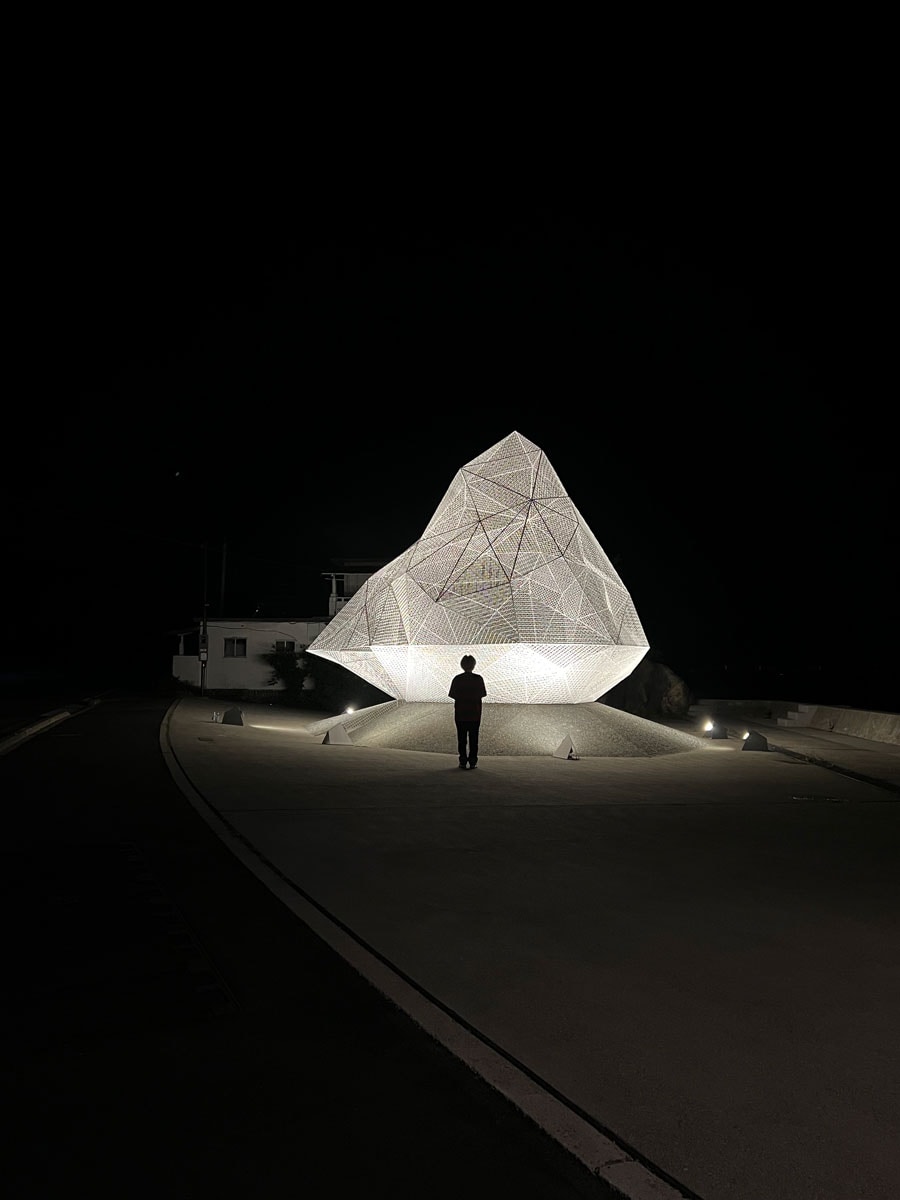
[[460, 654, 476, 670]]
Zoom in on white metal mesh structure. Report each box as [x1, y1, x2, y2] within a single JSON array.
[[307, 431, 649, 703]]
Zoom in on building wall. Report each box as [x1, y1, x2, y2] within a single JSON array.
[[172, 655, 201, 688], [173, 619, 328, 692], [325, 569, 377, 617]]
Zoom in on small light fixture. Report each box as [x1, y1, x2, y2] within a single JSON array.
[[345, 707, 355, 714], [742, 730, 769, 752], [703, 718, 728, 740]]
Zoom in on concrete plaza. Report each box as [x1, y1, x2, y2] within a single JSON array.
[[162, 696, 900, 1200]]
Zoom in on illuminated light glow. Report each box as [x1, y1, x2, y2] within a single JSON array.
[[704, 720, 715, 732], [308, 431, 649, 703], [345, 707, 355, 714], [742, 731, 750, 740]]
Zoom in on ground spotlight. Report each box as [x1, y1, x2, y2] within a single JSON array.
[[703, 718, 728, 740], [741, 730, 769, 751], [345, 707, 355, 714]]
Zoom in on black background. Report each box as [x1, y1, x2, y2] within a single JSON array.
[[5, 121, 895, 710]]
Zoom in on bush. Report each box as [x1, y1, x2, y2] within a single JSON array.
[[603, 658, 693, 719], [302, 654, 392, 713], [260, 648, 391, 713]]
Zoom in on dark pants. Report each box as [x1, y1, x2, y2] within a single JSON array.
[[456, 719, 480, 766]]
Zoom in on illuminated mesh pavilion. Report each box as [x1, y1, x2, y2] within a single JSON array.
[[307, 431, 649, 704]]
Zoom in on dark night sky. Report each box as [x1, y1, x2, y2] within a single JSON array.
[[5, 151, 896, 709]]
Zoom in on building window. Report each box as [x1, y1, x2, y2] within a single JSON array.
[[224, 638, 247, 658], [273, 640, 296, 653]]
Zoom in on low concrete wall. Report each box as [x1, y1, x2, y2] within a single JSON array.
[[695, 698, 900, 746], [694, 698, 803, 721], [802, 705, 900, 745]]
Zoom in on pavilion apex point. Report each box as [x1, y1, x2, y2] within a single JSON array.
[[307, 431, 649, 703]]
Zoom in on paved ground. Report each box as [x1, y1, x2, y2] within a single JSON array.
[[4, 694, 900, 1199], [0, 695, 651, 1200]]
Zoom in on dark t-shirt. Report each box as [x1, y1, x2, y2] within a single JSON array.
[[448, 671, 487, 722]]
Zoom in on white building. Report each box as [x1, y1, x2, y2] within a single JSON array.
[[172, 618, 328, 695], [322, 560, 386, 617], [171, 560, 385, 697]]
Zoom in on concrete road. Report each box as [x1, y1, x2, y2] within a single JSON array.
[[163, 696, 900, 1200], [1, 695, 626, 1200]]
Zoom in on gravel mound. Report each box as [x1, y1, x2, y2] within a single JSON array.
[[306, 701, 703, 757]]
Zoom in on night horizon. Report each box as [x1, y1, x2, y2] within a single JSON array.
[[5, 194, 896, 713]]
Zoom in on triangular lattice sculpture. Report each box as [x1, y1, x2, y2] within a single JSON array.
[[307, 431, 649, 703]]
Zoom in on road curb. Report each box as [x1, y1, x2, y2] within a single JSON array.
[[0, 699, 102, 757], [720, 723, 900, 797]]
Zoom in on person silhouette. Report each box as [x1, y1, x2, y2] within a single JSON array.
[[448, 654, 487, 769]]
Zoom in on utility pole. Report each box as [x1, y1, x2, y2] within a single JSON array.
[[200, 541, 209, 695]]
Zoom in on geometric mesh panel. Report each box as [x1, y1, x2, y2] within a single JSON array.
[[307, 431, 649, 703]]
